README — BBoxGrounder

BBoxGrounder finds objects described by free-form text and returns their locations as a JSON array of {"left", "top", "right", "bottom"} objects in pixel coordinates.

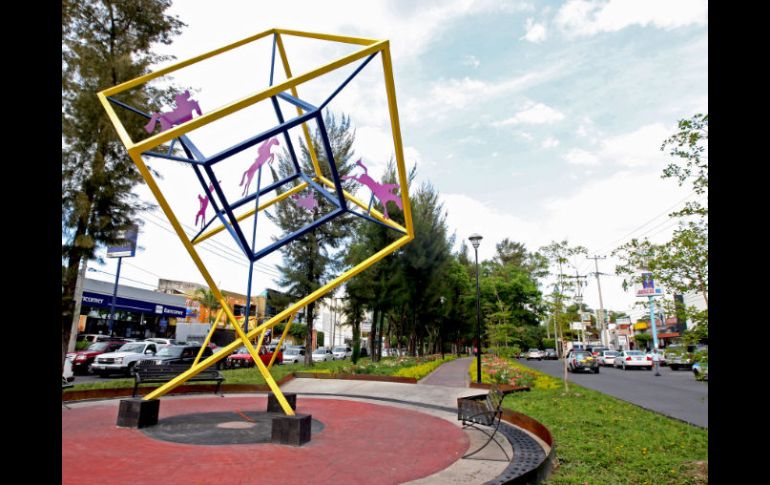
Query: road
[{"left": 518, "top": 358, "right": 708, "bottom": 428}]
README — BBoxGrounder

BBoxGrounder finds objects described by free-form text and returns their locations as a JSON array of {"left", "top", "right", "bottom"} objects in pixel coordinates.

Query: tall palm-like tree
[{"left": 192, "top": 288, "right": 221, "bottom": 324}]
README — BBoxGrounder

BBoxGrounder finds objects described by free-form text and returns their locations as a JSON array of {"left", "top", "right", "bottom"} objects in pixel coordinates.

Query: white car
[
  {"left": 332, "top": 346, "right": 352, "bottom": 360},
  {"left": 525, "top": 349, "right": 544, "bottom": 360},
  {"left": 63, "top": 356, "right": 75, "bottom": 385},
  {"left": 90, "top": 341, "right": 160, "bottom": 376},
  {"left": 613, "top": 350, "right": 652, "bottom": 370},
  {"left": 145, "top": 337, "right": 185, "bottom": 346},
  {"left": 281, "top": 347, "right": 306, "bottom": 364},
  {"left": 599, "top": 350, "right": 619, "bottom": 367},
  {"left": 311, "top": 348, "right": 335, "bottom": 362}
]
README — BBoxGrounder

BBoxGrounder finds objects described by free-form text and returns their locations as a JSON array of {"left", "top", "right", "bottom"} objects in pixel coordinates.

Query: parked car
[
  {"left": 63, "top": 356, "right": 75, "bottom": 383},
  {"left": 332, "top": 346, "right": 353, "bottom": 360},
  {"left": 543, "top": 348, "right": 558, "bottom": 360},
  {"left": 525, "top": 349, "right": 544, "bottom": 360},
  {"left": 145, "top": 337, "right": 186, "bottom": 346},
  {"left": 599, "top": 350, "right": 619, "bottom": 367},
  {"left": 311, "top": 347, "right": 335, "bottom": 362},
  {"left": 90, "top": 341, "right": 160, "bottom": 377},
  {"left": 588, "top": 346, "right": 609, "bottom": 358},
  {"left": 224, "top": 346, "right": 282, "bottom": 368},
  {"left": 692, "top": 361, "right": 708, "bottom": 381},
  {"left": 67, "top": 341, "right": 127, "bottom": 374},
  {"left": 135, "top": 344, "right": 219, "bottom": 369},
  {"left": 281, "top": 347, "right": 306, "bottom": 364},
  {"left": 667, "top": 344, "right": 707, "bottom": 371},
  {"left": 613, "top": 350, "right": 652, "bottom": 370},
  {"left": 567, "top": 350, "right": 600, "bottom": 373}
]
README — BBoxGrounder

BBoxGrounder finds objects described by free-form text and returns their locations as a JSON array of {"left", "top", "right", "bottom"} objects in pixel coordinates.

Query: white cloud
[
  {"left": 463, "top": 54, "right": 481, "bottom": 68},
  {"left": 555, "top": 0, "right": 708, "bottom": 37},
  {"left": 564, "top": 148, "right": 600, "bottom": 166},
  {"left": 494, "top": 101, "right": 565, "bottom": 126},
  {"left": 521, "top": 18, "right": 548, "bottom": 43},
  {"left": 541, "top": 136, "right": 560, "bottom": 148}
]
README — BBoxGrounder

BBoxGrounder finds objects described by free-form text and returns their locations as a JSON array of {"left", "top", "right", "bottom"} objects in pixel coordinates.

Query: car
[
  {"left": 567, "top": 350, "right": 600, "bottom": 373},
  {"left": 311, "top": 347, "right": 335, "bottom": 362},
  {"left": 281, "top": 347, "right": 306, "bottom": 364},
  {"left": 66, "top": 340, "right": 127, "bottom": 374},
  {"left": 589, "top": 346, "right": 610, "bottom": 358},
  {"left": 543, "top": 348, "right": 558, "bottom": 360},
  {"left": 667, "top": 344, "right": 707, "bottom": 371},
  {"left": 613, "top": 350, "right": 652, "bottom": 370},
  {"left": 224, "top": 346, "right": 282, "bottom": 368},
  {"left": 90, "top": 341, "right": 160, "bottom": 376},
  {"left": 145, "top": 337, "right": 186, "bottom": 346},
  {"left": 135, "top": 344, "right": 219, "bottom": 369},
  {"left": 63, "top": 356, "right": 75, "bottom": 383},
  {"left": 599, "top": 350, "right": 619, "bottom": 367},
  {"left": 332, "top": 346, "right": 353, "bottom": 360},
  {"left": 692, "top": 361, "right": 708, "bottom": 381},
  {"left": 525, "top": 349, "right": 544, "bottom": 360}
]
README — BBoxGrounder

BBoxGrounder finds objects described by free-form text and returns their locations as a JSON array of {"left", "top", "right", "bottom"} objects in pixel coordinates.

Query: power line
[{"left": 87, "top": 268, "right": 158, "bottom": 289}]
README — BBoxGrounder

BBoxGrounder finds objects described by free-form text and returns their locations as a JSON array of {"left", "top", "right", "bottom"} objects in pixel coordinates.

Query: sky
[{"left": 85, "top": 0, "right": 708, "bottom": 322}]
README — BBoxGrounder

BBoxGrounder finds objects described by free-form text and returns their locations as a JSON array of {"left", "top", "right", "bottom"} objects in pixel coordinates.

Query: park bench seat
[
  {"left": 457, "top": 384, "right": 510, "bottom": 461},
  {"left": 133, "top": 362, "right": 224, "bottom": 397}
]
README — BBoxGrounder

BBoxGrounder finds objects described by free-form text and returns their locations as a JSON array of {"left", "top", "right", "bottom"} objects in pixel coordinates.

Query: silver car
[
  {"left": 525, "top": 349, "right": 544, "bottom": 360},
  {"left": 599, "top": 350, "right": 619, "bottom": 367},
  {"left": 332, "top": 346, "right": 352, "bottom": 360},
  {"left": 613, "top": 350, "right": 652, "bottom": 370},
  {"left": 311, "top": 348, "right": 335, "bottom": 362}
]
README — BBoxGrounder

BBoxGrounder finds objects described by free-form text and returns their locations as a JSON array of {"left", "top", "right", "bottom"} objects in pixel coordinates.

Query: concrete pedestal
[
  {"left": 116, "top": 398, "right": 160, "bottom": 428},
  {"left": 271, "top": 414, "right": 312, "bottom": 446},
  {"left": 267, "top": 392, "right": 297, "bottom": 412}
]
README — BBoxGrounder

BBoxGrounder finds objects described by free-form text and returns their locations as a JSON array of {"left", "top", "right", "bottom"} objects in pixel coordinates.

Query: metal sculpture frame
[{"left": 98, "top": 29, "right": 414, "bottom": 415}]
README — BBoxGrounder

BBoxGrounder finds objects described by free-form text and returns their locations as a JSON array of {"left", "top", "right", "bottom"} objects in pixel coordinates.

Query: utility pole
[
  {"left": 567, "top": 273, "right": 589, "bottom": 345},
  {"left": 587, "top": 255, "right": 608, "bottom": 347}
]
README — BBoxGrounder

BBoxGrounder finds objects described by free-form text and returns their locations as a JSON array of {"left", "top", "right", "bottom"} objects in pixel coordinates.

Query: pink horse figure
[
  {"left": 195, "top": 182, "right": 219, "bottom": 227},
  {"left": 342, "top": 159, "right": 403, "bottom": 219},
  {"left": 145, "top": 90, "right": 202, "bottom": 134},
  {"left": 292, "top": 192, "right": 318, "bottom": 211},
  {"left": 239, "top": 137, "right": 280, "bottom": 196}
]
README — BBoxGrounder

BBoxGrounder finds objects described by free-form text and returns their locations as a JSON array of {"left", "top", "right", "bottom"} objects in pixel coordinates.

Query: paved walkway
[{"left": 418, "top": 356, "right": 473, "bottom": 387}]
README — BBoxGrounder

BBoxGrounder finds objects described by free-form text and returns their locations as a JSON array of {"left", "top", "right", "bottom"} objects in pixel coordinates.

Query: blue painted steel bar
[
  {"left": 276, "top": 92, "right": 318, "bottom": 112},
  {"left": 346, "top": 207, "right": 407, "bottom": 234},
  {"left": 107, "top": 96, "right": 148, "bottom": 119},
  {"left": 229, "top": 172, "right": 301, "bottom": 212},
  {"left": 251, "top": 207, "right": 345, "bottom": 262},
  {"left": 167, "top": 138, "right": 177, "bottom": 156},
  {"left": 270, "top": 96, "right": 303, "bottom": 173},
  {"left": 205, "top": 110, "right": 318, "bottom": 167},
  {"left": 297, "top": 173, "right": 342, "bottom": 208},
  {"left": 367, "top": 193, "right": 375, "bottom": 213},
  {"left": 243, "top": 167, "right": 264, "bottom": 333},
  {"left": 203, "top": 164, "right": 255, "bottom": 258},
  {"left": 143, "top": 150, "right": 202, "bottom": 164},
  {"left": 269, "top": 34, "right": 277, "bottom": 86},
  {"left": 107, "top": 257, "right": 123, "bottom": 336},
  {"left": 320, "top": 53, "right": 378, "bottom": 110},
  {"left": 315, "top": 114, "right": 348, "bottom": 210}
]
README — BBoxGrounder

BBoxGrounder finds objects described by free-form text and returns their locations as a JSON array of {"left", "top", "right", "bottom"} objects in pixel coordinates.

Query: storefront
[{"left": 78, "top": 278, "right": 187, "bottom": 339}]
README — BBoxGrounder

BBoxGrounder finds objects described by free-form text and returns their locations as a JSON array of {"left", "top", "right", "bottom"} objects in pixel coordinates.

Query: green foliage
[
  {"left": 75, "top": 341, "right": 89, "bottom": 351},
  {"left": 316, "top": 331, "right": 324, "bottom": 347},
  {"left": 542, "top": 338, "right": 555, "bottom": 350},
  {"left": 661, "top": 113, "right": 708, "bottom": 217},
  {"left": 634, "top": 332, "right": 652, "bottom": 349},
  {"left": 191, "top": 288, "right": 221, "bottom": 324},
  {"left": 393, "top": 355, "right": 457, "bottom": 379}
]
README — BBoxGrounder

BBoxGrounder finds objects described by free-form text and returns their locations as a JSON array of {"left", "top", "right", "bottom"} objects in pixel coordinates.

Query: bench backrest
[
  {"left": 135, "top": 363, "right": 221, "bottom": 380},
  {"left": 486, "top": 385, "right": 504, "bottom": 412}
]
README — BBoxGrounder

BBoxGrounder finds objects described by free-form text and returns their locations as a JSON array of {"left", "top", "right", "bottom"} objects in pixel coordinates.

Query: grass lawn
[{"left": 494, "top": 359, "right": 708, "bottom": 485}]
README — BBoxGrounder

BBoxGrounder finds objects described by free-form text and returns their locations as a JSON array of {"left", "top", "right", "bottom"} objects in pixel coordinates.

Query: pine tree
[{"left": 61, "top": 0, "right": 184, "bottom": 371}]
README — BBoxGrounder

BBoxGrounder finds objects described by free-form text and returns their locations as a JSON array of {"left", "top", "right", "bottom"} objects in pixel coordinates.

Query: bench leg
[
  {"left": 462, "top": 416, "right": 511, "bottom": 461},
  {"left": 215, "top": 380, "right": 223, "bottom": 397}
]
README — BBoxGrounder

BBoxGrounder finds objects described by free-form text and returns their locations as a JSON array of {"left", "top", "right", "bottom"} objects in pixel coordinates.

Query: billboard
[
  {"left": 107, "top": 225, "right": 138, "bottom": 258},
  {"left": 636, "top": 271, "right": 663, "bottom": 297}
]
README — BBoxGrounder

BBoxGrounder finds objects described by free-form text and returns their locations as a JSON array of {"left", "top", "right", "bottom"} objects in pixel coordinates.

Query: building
[
  {"left": 314, "top": 297, "right": 352, "bottom": 348},
  {"left": 157, "top": 278, "right": 262, "bottom": 325},
  {"left": 79, "top": 278, "right": 187, "bottom": 339}
]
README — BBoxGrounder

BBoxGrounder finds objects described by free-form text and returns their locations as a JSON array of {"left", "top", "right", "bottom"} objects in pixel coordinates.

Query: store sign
[
  {"left": 608, "top": 323, "right": 617, "bottom": 330},
  {"left": 636, "top": 271, "right": 664, "bottom": 297},
  {"left": 107, "top": 225, "right": 139, "bottom": 258},
  {"left": 81, "top": 291, "right": 186, "bottom": 317},
  {"left": 633, "top": 322, "right": 649, "bottom": 330}
]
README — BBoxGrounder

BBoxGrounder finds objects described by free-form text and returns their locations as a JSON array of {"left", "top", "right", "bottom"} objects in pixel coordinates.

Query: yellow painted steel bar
[
  {"left": 101, "top": 29, "right": 276, "bottom": 97},
  {"left": 118, "top": 150, "right": 293, "bottom": 413},
  {"left": 192, "top": 308, "right": 225, "bottom": 367},
  {"left": 316, "top": 175, "right": 407, "bottom": 233},
  {"left": 130, "top": 40, "right": 387, "bottom": 155},
  {"left": 193, "top": 181, "right": 309, "bottom": 245},
  {"left": 276, "top": 29, "right": 380, "bottom": 46},
  {"left": 380, "top": 44, "right": 414, "bottom": 236},
  {"left": 267, "top": 313, "right": 295, "bottom": 370},
  {"left": 275, "top": 33, "right": 323, "bottom": 178}
]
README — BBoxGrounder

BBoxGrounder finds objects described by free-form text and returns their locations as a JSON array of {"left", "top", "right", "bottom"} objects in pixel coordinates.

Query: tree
[
  {"left": 191, "top": 288, "right": 221, "bottom": 325},
  {"left": 62, "top": 0, "right": 184, "bottom": 372},
  {"left": 267, "top": 112, "right": 357, "bottom": 365},
  {"left": 661, "top": 113, "right": 708, "bottom": 218}
]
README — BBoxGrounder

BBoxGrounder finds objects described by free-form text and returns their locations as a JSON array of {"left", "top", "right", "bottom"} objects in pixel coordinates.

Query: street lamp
[{"left": 468, "top": 233, "right": 483, "bottom": 384}]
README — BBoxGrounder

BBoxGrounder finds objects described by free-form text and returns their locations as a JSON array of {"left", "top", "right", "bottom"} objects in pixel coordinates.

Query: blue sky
[{"left": 86, "top": 0, "right": 708, "bottom": 320}]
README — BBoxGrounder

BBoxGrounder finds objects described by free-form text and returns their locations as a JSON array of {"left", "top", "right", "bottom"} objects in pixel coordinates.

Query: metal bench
[
  {"left": 457, "top": 384, "right": 510, "bottom": 461},
  {"left": 133, "top": 362, "right": 225, "bottom": 397}
]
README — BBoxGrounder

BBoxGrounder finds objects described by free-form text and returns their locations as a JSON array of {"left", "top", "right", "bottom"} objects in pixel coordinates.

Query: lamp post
[{"left": 468, "top": 233, "right": 483, "bottom": 384}]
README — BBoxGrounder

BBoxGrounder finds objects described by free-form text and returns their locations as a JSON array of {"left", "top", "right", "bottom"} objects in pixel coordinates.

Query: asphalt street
[{"left": 519, "top": 358, "right": 708, "bottom": 428}]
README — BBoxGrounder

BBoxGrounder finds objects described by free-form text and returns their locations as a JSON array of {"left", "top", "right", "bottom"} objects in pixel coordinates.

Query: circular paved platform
[{"left": 62, "top": 396, "right": 470, "bottom": 485}]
